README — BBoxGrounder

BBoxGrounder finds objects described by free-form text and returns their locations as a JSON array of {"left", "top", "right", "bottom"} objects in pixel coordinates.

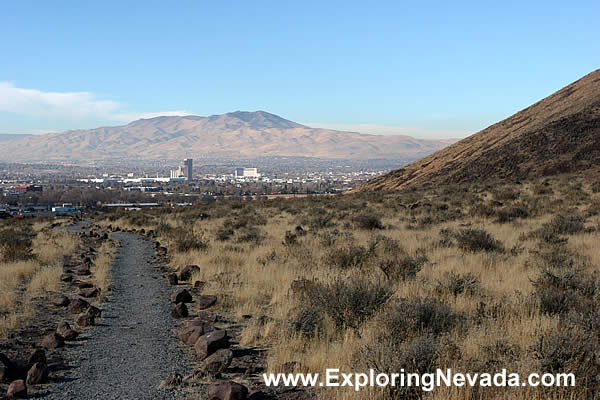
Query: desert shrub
[
  {"left": 236, "top": 227, "right": 264, "bottom": 244},
  {"left": 536, "top": 214, "right": 586, "bottom": 240},
  {"left": 565, "top": 309, "right": 600, "bottom": 334},
  {"left": 291, "top": 306, "right": 324, "bottom": 338},
  {"left": 496, "top": 207, "right": 529, "bottom": 223},
  {"left": 318, "top": 230, "right": 342, "bottom": 247},
  {"left": 455, "top": 229, "right": 504, "bottom": 253},
  {"left": 322, "top": 244, "right": 368, "bottom": 270},
  {"left": 307, "top": 279, "right": 392, "bottom": 330},
  {"left": 437, "top": 228, "right": 455, "bottom": 248},
  {"left": 378, "top": 297, "right": 460, "bottom": 342},
  {"left": 535, "top": 286, "right": 580, "bottom": 315},
  {"left": 532, "top": 330, "right": 600, "bottom": 395},
  {"left": 533, "top": 244, "right": 578, "bottom": 270},
  {"left": 532, "top": 269, "right": 596, "bottom": 315},
  {"left": 0, "top": 227, "right": 34, "bottom": 262},
  {"left": 352, "top": 213, "right": 384, "bottom": 230},
  {"left": 378, "top": 254, "right": 428, "bottom": 281},
  {"left": 216, "top": 228, "right": 234, "bottom": 241},
  {"left": 362, "top": 336, "right": 439, "bottom": 400},
  {"left": 302, "top": 208, "right": 336, "bottom": 230},
  {"left": 169, "top": 227, "right": 208, "bottom": 252},
  {"left": 367, "top": 236, "right": 427, "bottom": 280},
  {"left": 436, "top": 272, "right": 480, "bottom": 296}
]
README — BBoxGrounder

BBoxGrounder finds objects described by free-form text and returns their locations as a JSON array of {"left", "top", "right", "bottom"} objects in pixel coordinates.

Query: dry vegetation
[
  {"left": 99, "top": 174, "right": 600, "bottom": 399},
  {"left": 0, "top": 219, "right": 82, "bottom": 337},
  {"left": 90, "top": 239, "right": 117, "bottom": 301}
]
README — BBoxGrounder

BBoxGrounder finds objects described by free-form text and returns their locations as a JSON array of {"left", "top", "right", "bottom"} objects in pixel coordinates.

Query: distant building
[
  {"left": 170, "top": 158, "right": 193, "bottom": 181},
  {"left": 14, "top": 184, "right": 43, "bottom": 194},
  {"left": 184, "top": 158, "right": 193, "bottom": 181},
  {"left": 234, "top": 168, "right": 259, "bottom": 178}
]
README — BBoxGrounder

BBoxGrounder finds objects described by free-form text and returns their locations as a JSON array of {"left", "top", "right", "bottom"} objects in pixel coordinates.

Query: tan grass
[
  {"left": 91, "top": 239, "right": 117, "bottom": 301},
  {"left": 97, "top": 176, "right": 600, "bottom": 399}
]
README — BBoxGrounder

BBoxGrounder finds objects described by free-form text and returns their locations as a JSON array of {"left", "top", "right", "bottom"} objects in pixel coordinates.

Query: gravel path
[{"left": 49, "top": 231, "right": 188, "bottom": 400}]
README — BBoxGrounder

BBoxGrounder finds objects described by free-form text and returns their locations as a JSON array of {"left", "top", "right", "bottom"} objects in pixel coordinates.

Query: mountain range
[
  {"left": 356, "top": 69, "right": 600, "bottom": 191},
  {"left": 0, "top": 111, "right": 455, "bottom": 163}
]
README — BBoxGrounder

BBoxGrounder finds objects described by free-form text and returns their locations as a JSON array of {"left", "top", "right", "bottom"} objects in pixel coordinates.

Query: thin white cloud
[
  {"left": 304, "top": 122, "right": 471, "bottom": 139},
  {"left": 0, "top": 82, "right": 190, "bottom": 123}
]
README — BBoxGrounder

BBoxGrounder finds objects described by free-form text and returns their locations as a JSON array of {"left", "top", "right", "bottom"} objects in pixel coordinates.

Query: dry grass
[
  {"left": 99, "top": 174, "right": 600, "bottom": 399},
  {"left": 0, "top": 223, "right": 81, "bottom": 337},
  {"left": 91, "top": 239, "right": 118, "bottom": 301},
  {"left": 32, "top": 229, "right": 80, "bottom": 266}
]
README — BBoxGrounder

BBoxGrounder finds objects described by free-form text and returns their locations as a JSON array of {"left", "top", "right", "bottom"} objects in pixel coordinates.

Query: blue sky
[{"left": 1, "top": 1, "right": 598, "bottom": 138}]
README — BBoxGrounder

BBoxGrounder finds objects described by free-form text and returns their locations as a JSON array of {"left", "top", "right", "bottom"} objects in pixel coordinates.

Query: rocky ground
[{"left": 158, "top": 256, "right": 313, "bottom": 399}]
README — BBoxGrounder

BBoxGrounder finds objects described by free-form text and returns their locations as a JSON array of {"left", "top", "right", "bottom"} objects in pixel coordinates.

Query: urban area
[{"left": 0, "top": 158, "right": 390, "bottom": 218}]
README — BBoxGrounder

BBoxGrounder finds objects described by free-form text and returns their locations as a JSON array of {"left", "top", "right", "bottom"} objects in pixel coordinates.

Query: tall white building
[{"left": 234, "top": 168, "right": 259, "bottom": 178}]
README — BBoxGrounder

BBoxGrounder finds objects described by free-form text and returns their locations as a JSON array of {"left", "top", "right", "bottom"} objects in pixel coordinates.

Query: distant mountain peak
[{"left": 0, "top": 110, "right": 452, "bottom": 162}]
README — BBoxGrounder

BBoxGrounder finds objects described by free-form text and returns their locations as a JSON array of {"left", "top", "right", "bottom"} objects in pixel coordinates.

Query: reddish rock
[
  {"left": 57, "top": 322, "right": 79, "bottom": 341},
  {"left": 167, "top": 273, "right": 178, "bottom": 286},
  {"left": 68, "top": 298, "right": 90, "bottom": 314},
  {"left": 177, "top": 324, "right": 214, "bottom": 346},
  {"left": 171, "top": 303, "right": 188, "bottom": 318},
  {"left": 60, "top": 274, "right": 73, "bottom": 282},
  {"left": 49, "top": 294, "right": 70, "bottom": 307},
  {"left": 80, "top": 287, "right": 100, "bottom": 298},
  {"left": 7, "top": 379, "right": 27, "bottom": 398},
  {"left": 178, "top": 265, "right": 200, "bottom": 281},
  {"left": 189, "top": 319, "right": 217, "bottom": 330},
  {"left": 40, "top": 332, "right": 64, "bottom": 349},
  {"left": 171, "top": 289, "right": 193, "bottom": 304},
  {"left": 197, "top": 349, "right": 233, "bottom": 376},
  {"left": 76, "top": 314, "right": 95, "bottom": 328},
  {"left": 194, "top": 329, "right": 229, "bottom": 360},
  {"left": 26, "top": 362, "right": 48, "bottom": 385},
  {"left": 197, "top": 295, "right": 217, "bottom": 310},
  {"left": 196, "top": 311, "right": 218, "bottom": 323},
  {"left": 206, "top": 380, "right": 248, "bottom": 400}
]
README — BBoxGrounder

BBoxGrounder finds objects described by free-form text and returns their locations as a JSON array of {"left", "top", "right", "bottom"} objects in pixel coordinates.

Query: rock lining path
[{"left": 49, "top": 231, "right": 188, "bottom": 400}]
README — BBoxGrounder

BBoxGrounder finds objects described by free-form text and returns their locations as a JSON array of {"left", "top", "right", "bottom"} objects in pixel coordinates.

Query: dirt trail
[{"left": 49, "top": 231, "right": 188, "bottom": 400}]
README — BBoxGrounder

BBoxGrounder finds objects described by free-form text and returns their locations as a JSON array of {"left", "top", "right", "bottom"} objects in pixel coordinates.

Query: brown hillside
[{"left": 356, "top": 69, "right": 600, "bottom": 191}]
